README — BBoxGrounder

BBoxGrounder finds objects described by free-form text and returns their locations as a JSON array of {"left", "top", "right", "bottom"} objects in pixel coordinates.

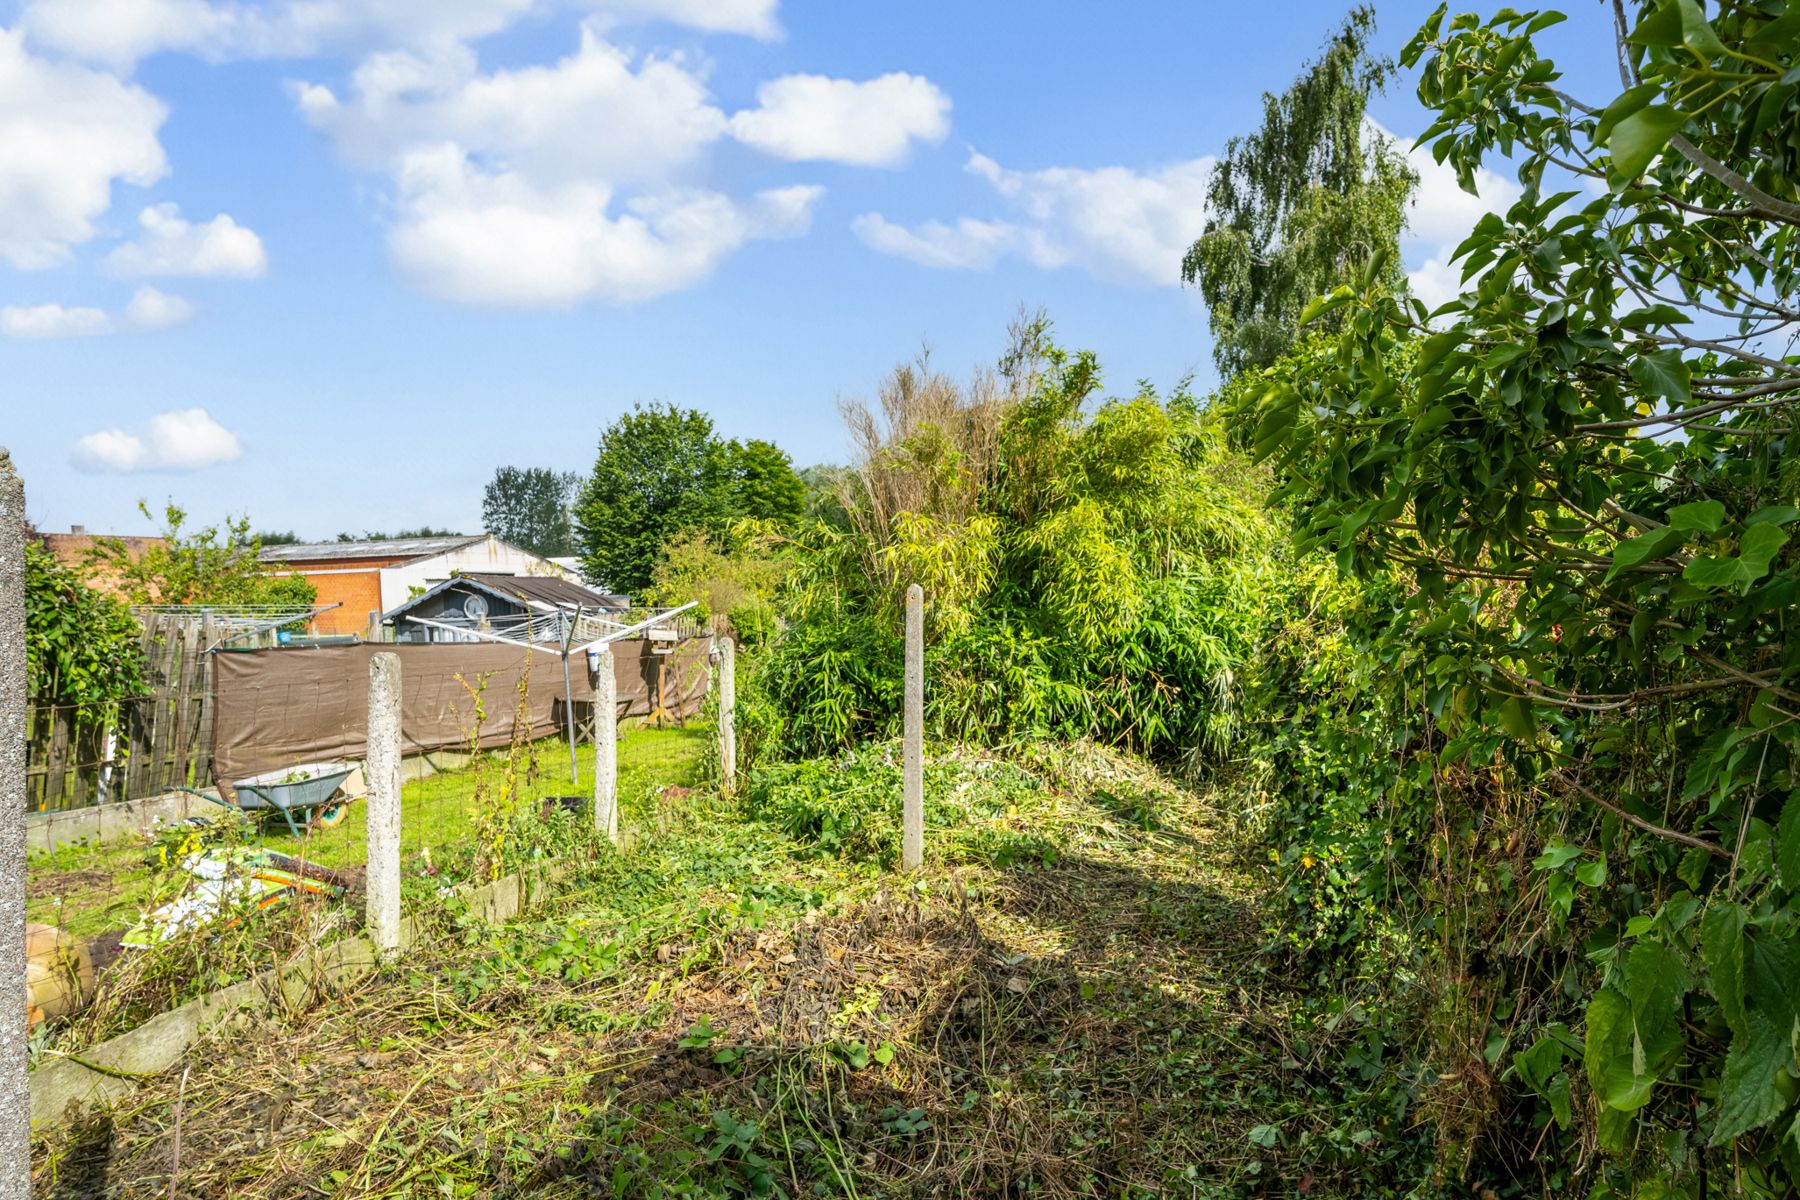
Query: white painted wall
[{"left": 376, "top": 535, "right": 574, "bottom": 613}]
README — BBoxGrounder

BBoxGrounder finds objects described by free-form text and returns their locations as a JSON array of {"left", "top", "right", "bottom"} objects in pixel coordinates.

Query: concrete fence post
[
  {"left": 366, "top": 610, "right": 381, "bottom": 643},
  {"left": 366, "top": 652, "right": 402, "bottom": 956},
  {"left": 902, "top": 584, "right": 924, "bottom": 872},
  {"left": 593, "top": 646, "right": 619, "bottom": 845},
  {"left": 0, "top": 451, "right": 28, "bottom": 1200},
  {"left": 717, "top": 636, "right": 737, "bottom": 793}
]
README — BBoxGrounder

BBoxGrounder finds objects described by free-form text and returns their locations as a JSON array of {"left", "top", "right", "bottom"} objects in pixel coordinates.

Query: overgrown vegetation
[
  {"left": 37, "top": 746, "right": 1434, "bottom": 1200},
  {"left": 1225, "top": 1, "right": 1800, "bottom": 1192},
  {"left": 758, "top": 317, "right": 1286, "bottom": 767},
  {"left": 27, "top": 5, "right": 1800, "bottom": 1196},
  {"left": 92, "top": 502, "right": 316, "bottom": 610},
  {"left": 23, "top": 542, "right": 145, "bottom": 718}
]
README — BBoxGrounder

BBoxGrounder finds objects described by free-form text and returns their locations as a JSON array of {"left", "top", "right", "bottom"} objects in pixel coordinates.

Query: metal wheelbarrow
[{"left": 180, "top": 761, "right": 359, "bottom": 837}]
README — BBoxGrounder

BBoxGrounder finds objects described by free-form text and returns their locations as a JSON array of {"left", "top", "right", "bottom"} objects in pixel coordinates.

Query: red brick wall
[{"left": 295, "top": 571, "right": 384, "bottom": 635}]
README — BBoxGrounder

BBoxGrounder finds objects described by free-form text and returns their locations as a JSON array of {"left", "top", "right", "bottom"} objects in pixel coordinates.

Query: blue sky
[{"left": 1, "top": 0, "right": 1618, "bottom": 539}]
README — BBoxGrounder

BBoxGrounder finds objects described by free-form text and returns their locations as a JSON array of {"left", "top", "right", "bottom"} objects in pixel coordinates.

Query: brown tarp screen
[{"left": 210, "top": 636, "right": 712, "bottom": 786}]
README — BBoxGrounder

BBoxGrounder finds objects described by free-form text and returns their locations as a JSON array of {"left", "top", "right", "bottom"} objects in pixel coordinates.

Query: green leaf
[
  {"left": 1629, "top": 2, "right": 1683, "bottom": 46},
  {"left": 1779, "top": 792, "right": 1800, "bottom": 889},
  {"left": 1710, "top": 1012, "right": 1794, "bottom": 1142},
  {"left": 1299, "top": 289, "right": 1352, "bottom": 326},
  {"left": 1575, "top": 856, "right": 1608, "bottom": 887},
  {"left": 1683, "top": 554, "right": 1741, "bottom": 589},
  {"left": 1534, "top": 839, "right": 1583, "bottom": 870},
  {"left": 1674, "top": 0, "right": 1728, "bottom": 56},
  {"left": 1586, "top": 944, "right": 1692, "bottom": 1111},
  {"left": 1667, "top": 500, "right": 1725, "bottom": 533},
  {"left": 1737, "top": 523, "right": 1788, "bottom": 582},
  {"left": 1628, "top": 348, "right": 1692, "bottom": 405},
  {"left": 1608, "top": 526, "right": 1686, "bottom": 579},
  {"left": 1609, "top": 106, "right": 1688, "bottom": 181},
  {"left": 1747, "top": 505, "right": 1800, "bottom": 528},
  {"left": 1585, "top": 987, "right": 1649, "bottom": 1109},
  {"left": 1514, "top": 1035, "right": 1566, "bottom": 1094},
  {"left": 1412, "top": 405, "right": 1455, "bottom": 437},
  {"left": 1701, "top": 902, "right": 1747, "bottom": 1036},
  {"left": 1595, "top": 83, "right": 1661, "bottom": 143},
  {"left": 1497, "top": 695, "right": 1537, "bottom": 739}
]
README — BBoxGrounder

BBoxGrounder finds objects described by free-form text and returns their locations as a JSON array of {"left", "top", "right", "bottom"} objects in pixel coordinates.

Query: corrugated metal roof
[
  {"left": 259, "top": 534, "right": 486, "bottom": 563},
  {"left": 457, "top": 572, "right": 627, "bottom": 610}
]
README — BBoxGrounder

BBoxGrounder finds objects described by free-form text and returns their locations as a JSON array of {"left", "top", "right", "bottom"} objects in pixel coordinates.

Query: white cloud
[
  {"left": 293, "top": 20, "right": 861, "bottom": 307},
  {"left": 1379, "top": 122, "right": 1523, "bottom": 309},
  {"left": 590, "top": 0, "right": 778, "bottom": 39},
  {"left": 106, "top": 202, "right": 268, "bottom": 277},
  {"left": 0, "top": 302, "right": 114, "bottom": 338},
  {"left": 0, "top": 27, "right": 168, "bottom": 268},
  {"left": 20, "top": 0, "right": 778, "bottom": 68},
  {"left": 856, "top": 150, "right": 1213, "bottom": 288},
  {"left": 850, "top": 213, "right": 1013, "bottom": 270},
  {"left": 296, "top": 28, "right": 727, "bottom": 185},
  {"left": 729, "top": 73, "right": 949, "bottom": 167},
  {"left": 2, "top": 285, "right": 196, "bottom": 337},
  {"left": 70, "top": 427, "right": 148, "bottom": 472},
  {"left": 388, "top": 145, "right": 818, "bottom": 306},
  {"left": 70, "top": 406, "right": 242, "bottom": 473},
  {"left": 123, "top": 284, "right": 197, "bottom": 329}
]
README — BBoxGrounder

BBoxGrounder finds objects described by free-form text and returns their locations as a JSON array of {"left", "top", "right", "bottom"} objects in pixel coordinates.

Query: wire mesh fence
[{"left": 23, "top": 645, "right": 720, "bottom": 1066}]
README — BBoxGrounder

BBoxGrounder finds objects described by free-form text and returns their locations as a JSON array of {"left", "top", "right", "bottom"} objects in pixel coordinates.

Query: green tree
[
  {"left": 25, "top": 543, "right": 145, "bottom": 717},
  {"left": 481, "top": 466, "right": 580, "bottom": 557},
  {"left": 729, "top": 440, "right": 804, "bottom": 525},
  {"left": 334, "top": 526, "right": 462, "bottom": 542},
  {"left": 575, "top": 404, "right": 736, "bottom": 593},
  {"left": 1235, "top": 1, "right": 1800, "bottom": 1186},
  {"left": 1181, "top": 5, "right": 1415, "bottom": 378},
  {"left": 94, "top": 502, "right": 317, "bottom": 609}
]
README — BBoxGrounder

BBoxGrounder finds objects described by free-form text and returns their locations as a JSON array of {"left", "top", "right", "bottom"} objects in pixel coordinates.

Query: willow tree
[{"left": 1182, "top": 5, "right": 1416, "bottom": 378}]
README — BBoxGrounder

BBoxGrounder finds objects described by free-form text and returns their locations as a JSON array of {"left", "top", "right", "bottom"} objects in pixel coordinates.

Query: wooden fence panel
[{"left": 26, "top": 612, "right": 217, "bottom": 811}]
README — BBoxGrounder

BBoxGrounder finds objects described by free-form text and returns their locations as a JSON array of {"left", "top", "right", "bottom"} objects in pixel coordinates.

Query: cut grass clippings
[{"left": 30, "top": 740, "right": 1415, "bottom": 1199}]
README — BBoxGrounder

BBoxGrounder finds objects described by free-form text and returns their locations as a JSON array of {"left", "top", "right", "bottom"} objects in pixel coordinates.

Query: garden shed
[{"left": 384, "top": 573, "right": 628, "bottom": 644}]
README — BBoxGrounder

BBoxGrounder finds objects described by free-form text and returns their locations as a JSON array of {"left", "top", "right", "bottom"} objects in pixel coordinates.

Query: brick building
[{"left": 259, "top": 534, "right": 581, "bottom": 636}]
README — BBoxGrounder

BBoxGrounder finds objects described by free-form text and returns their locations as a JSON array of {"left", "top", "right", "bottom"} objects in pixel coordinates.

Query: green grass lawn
[{"left": 27, "top": 726, "right": 712, "bottom": 940}]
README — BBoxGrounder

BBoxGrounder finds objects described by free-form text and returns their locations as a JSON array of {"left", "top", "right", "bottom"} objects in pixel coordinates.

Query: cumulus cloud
[
  {"left": 291, "top": 19, "right": 902, "bottom": 307},
  {"left": 295, "top": 29, "right": 727, "bottom": 185},
  {"left": 70, "top": 406, "right": 242, "bottom": 473},
  {"left": 105, "top": 202, "right": 268, "bottom": 278},
  {"left": 1380, "top": 122, "right": 1523, "bottom": 310},
  {"left": 0, "top": 28, "right": 168, "bottom": 269},
  {"left": 20, "top": 0, "right": 778, "bottom": 68},
  {"left": 123, "top": 284, "right": 197, "bottom": 328},
  {"left": 729, "top": 73, "right": 949, "bottom": 167},
  {"left": 850, "top": 214, "right": 1013, "bottom": 270},
  {"left": 2, "top": 285, "right": 196, "bottom": 337},
  {"left": 856, "top": 150, "right": 1213, "bottom": 288},
  {"left": 387, "top": 145, "right": 817, "bottom": 305},
  {"left": 0, "top": 302, "right": 114, "bottom": 338}
]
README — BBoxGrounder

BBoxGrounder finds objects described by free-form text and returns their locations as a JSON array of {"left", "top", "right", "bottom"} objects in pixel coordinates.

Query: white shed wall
[{"left": 376, "top": 536, "right": 575, "bottom": 614}]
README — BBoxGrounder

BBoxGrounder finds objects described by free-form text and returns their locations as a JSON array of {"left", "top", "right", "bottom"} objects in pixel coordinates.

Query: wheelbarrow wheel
[{"left": 310, "top": 803, "right": 347, "bottom": 830}]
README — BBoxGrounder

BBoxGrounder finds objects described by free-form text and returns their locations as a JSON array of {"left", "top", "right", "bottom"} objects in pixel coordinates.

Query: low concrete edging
[{"left": 29, "top": 860, "right": 563, "bottom": 1131}]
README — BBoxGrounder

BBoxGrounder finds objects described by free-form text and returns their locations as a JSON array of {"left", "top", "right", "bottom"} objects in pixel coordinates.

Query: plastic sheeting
[{"left": 210, "top": 636, "right": 711, "bottom": 788}]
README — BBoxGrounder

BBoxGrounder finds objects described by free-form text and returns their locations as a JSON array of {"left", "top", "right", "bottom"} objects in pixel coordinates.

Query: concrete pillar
[
  {"left": 365, "top": 652, "right": 402, "bottom": 955},
  {"left": 366, "top": 610, "right": 381, "bottom": 643},
  {"left": 717, "top": 637, "right": 737, "bottom": 792},
  {"left": 593, "top": 646, "right": 619, "bottom": 845},
  {"left": 902, "top": 584, "right": 924, "bottom": 871},
  {"left": 0, "top": 450, "right": 29, "bottom": 1200}
]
